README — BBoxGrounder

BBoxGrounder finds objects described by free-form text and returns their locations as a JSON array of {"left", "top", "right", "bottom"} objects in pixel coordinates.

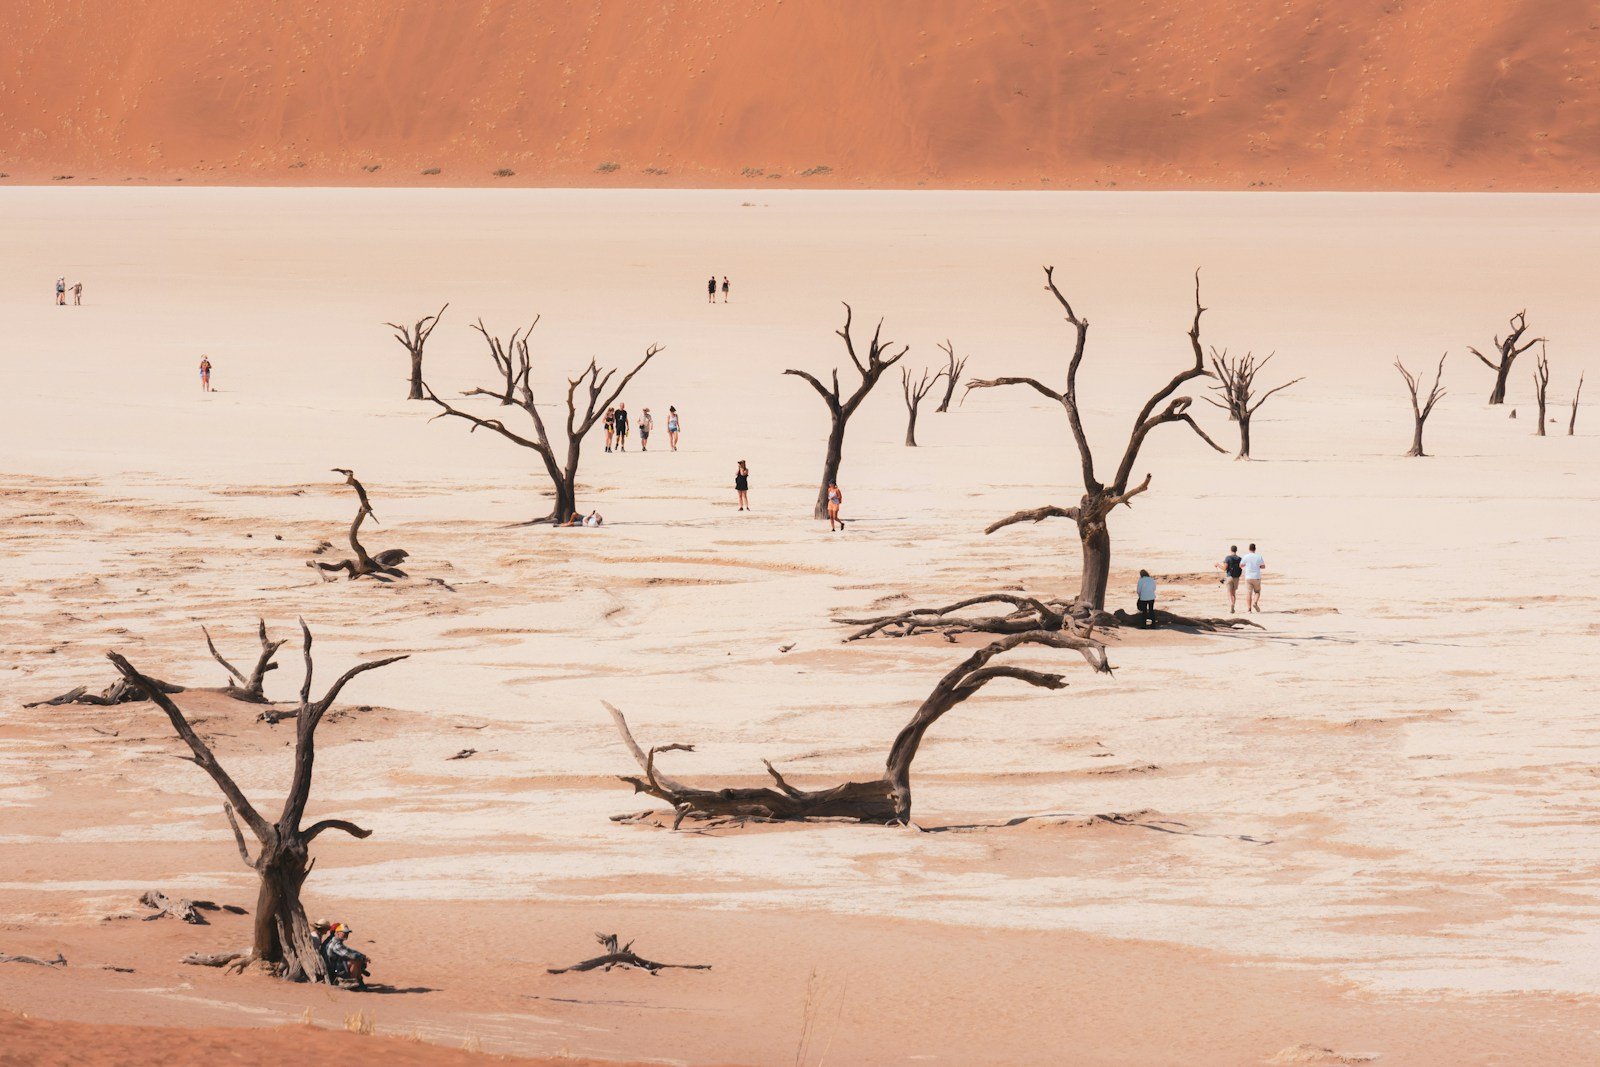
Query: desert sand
[
  {"left": 2, "top": 1, "right": 1599, "bottom": 191},
  {"left": 1, "top": 188, "right": 1598, "bottom": 1064}
]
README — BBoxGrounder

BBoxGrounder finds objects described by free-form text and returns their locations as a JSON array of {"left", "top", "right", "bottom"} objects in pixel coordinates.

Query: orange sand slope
[{"left": 1, "top": 0, "right": 1597, "bottom": 190}]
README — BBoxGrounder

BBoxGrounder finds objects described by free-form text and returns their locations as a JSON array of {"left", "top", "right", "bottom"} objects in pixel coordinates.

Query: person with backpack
[{"left": 1219, "top": 545, "right": 1244, "bottom": 613}]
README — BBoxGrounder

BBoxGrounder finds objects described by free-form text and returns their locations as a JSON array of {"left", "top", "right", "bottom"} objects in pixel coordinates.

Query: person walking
[
  {"left": 826, "top": 480, "right": 844, "bottom": 531},
  {"left": 1241, "top": 543, "right": 1266, "bottom": 612},
  {"left": 1219, "top": 544, "right": 1244, "bottom": 613},
  {"left": 603, "top": 407, "right": 616, "bottom": 452},
  {"left": 199, "top": 355, "right": 213, "bottom": 392},
  {"left": 55, "top": 277, "right": 66, "bottom": 306},
  {"left": 1135, "top": 569, "right": 1158, "bottom": 628},
  {"left": 666, "top": 406, "right": 681, "bottom": 451},
  {"left": 71, "top": 282, "right": 83, "bottom": 306},
  {"left": 640, "top": 408, "right": 654, "bottom": 451},
  {"left": 613, "top": 403, "right": 630, "bottom": 451},
  {"left": 707, "top": 275, "right": 717, "bottom": 304},
  {"left": 721, "top": 276, "right": 730, "bottom": 303},
  {"left": 735, "top": 460, "right": 750, "bottom": 510}
]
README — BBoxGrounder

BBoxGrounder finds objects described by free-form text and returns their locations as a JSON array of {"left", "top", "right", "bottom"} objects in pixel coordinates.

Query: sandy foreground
[{"left": 1, "top": 189, "right": 1598, "bottom": 1065}]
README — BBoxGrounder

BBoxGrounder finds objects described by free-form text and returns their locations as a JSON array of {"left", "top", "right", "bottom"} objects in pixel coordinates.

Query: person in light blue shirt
[{"left": 1135, "top": 569, "right": 1157, "bottom": 628}]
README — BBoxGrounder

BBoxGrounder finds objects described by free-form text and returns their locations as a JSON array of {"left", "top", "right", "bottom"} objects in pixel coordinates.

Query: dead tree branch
[
  {"left": 608, "top": 631, "right": 1111, "bottom": 827},
  {"left": 1468, "top": 310, "right": 1542, "bottom": 405},
  {"left": 1396, "top": 353, "right": 1448, "bottom": 457},
  {"left": 1532, "top": 343, "right": 1550, "bottom": 437},
  {"left": 901, "top": 365, "right": 943, "bottom": 447},
  {"left": 1204, "top": 349, "right": 1303, "bottom": 459},
  {"left": 28, "top": 623, "right": 285, "bottom": 707},
  {"left": 934, "top": 340, "right": 969, "bottom": 413},
  {"left": 307, "top": 470, "right": 409, "bottom": 580},
  {"left": 784, "top": 304, "right": 909, "bottom": 518},
  {"left": 387, "top": 304, "right": 447, "bottom": 401},
  {"left": 1570, "top": 373, "right": 1584, "bottom": 436},
  {"left": 547, "top": 933, "right": 711, "bottom": 975}
]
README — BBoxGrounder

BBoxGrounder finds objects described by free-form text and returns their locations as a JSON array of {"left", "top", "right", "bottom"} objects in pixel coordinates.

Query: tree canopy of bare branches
[
  {"left": 1396, "top": 353, "right": 1448, "bottom": 457},
  {"left": 1204, "top": 349, "right": 1303, "bottom": 459},
  {"left": 1469, "top": 311, "right": 1542, "bottom": 406},
  {"left": 387, "top": 304, "right": 447, "bottom": 401},
  {"left": 966, "top": 268, "right": 1224, "bottom": 613},
  {"left": 471, "top": 316, "right": 539, "bottom": 406},
  {"left": 422, "top": 322, "right": 662, "bottom": 524},
  {"left": 107, "top": 622, "right": 406, "bottom": 981},
  {"left": 900, "top": 365, "right": 943, "bottom": 447},
  {"left": 934, "top": 340, "right": 969, "bottom": 413},
  {"left": 308, "top": 469, "right": 409, "bottom": 580},
  {"left": 608, "top": 631, "right": 1111, "bottom": 827},
  {"left": 784, "top": 304, "right": 908, "bottom": 518}
]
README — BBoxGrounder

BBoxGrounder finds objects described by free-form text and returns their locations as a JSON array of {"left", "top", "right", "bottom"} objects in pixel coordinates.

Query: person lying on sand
[{"left": 561, "top": 510, "right": 604, "bottom": 528}]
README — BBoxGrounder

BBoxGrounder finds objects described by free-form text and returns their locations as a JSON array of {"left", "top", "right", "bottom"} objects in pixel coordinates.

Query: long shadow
[
  {"left": 922, "top": 811, "right": 1274, "bottom": 845},
  {"left": 359, "top": 983, "right": 439, "bottom": 995}
]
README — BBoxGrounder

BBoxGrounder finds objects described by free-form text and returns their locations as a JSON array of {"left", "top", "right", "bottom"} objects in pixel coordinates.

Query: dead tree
[
  {"left": 27, "top": 622, "right": 284, "bottom": 707},
  {"left": 1531, "top": 344, "right": 1550, "bottom": 436},
  {"left": 107, "top": 622, "right": 406, "bottom": 982},
  {"left": 1204, "top": 349, "right": 1303, "bottom": 460},
  {"left": 470, "top": 316, "right": 539, "bottom": 406},
  {"left": 901, "top": 365, "right": 942, "bottom": 447},
  {"left": 1571, "top": 373, "right": 1584, "bottom": 435},
  {"left": 966, "top": 268, "right": 1225, "bottom": 614},
  {"left": 784, "top": 304, "right": 908, "bottom": 518},
  {"left": 308, "top": 470, "right": 408, "bottom": 580},
  {"left": 422, "top": 329, "right": 662, "bottom": 524},
  {"left": 608, "top": 630, "right": 1111, "bottom": 827},
  {"left": 386, "top": 304, "right": 447, "bottom": 402},
  {"left": 548, "top": 934, "right": 711, "bottom": 975},
  {"left": 1469, "top": 311, "right": 1542, "bottom": 405},
  {"left": 837, "top": 592, "right": 1257, "bottom": 642},
  {"left": 934, "top": 340, "right": 969, "bottom": 413},
  {"left": 1396, "top": 353, "right": 1448, "bottom": 457}
]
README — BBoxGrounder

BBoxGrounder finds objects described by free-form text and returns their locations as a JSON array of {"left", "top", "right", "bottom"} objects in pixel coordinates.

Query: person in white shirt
[
  {"left": 1135, "top": 569, "right": 1157, "bottom": 628},
  {"left": 1240, "top": 543, "right": 1266, "bottom": 612}
]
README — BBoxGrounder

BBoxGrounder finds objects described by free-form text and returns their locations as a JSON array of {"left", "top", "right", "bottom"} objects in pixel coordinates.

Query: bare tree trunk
[
  {"left": 1532, "top": 343, "right": 1550, "bottom": 437},
  {"left": 1205, "top": 349, "right": 1301, "bottom": 460},
  {"left": 1076, "top": 516, "right": 1111, "bottom": 611},
  {"left": 901, "top": 365, "right": 940, "bottom": 447},
  {"left": 1571, "top": 373, "right": 1585, "bottom": 435},
  {"left": 814, "top": 421, "right": 846, "bottom": 520},
  {"left": 1397, "top": 354, "right": 1448, "bottom": 458},
  {"left": 386, "top": 305, "right": 447, "bottom": 402},
  {"left": 1470, "top": 311, "right": 1541, "bottom": 406},
  {"left": 933, "top": 340, "right": 968, "bottom": 414},
  {"left": 905, "top": 406, "right": 920, "bottom": 447},
  {"left": 1237, "top": 414, "right": 1253, "bottom": 459}
]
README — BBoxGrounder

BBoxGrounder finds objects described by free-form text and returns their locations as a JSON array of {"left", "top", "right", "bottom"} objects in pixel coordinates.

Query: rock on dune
[{"left": 0, "top": 0, "right": 1596, "bottom": 189}]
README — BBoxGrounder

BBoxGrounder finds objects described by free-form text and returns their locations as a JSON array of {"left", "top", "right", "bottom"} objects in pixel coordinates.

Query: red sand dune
[{"left": 1, "top": 0, "right": 1596, "bottom": 189}]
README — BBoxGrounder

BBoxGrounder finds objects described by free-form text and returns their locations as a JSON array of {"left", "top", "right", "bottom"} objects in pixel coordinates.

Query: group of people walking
[
  {"left": 707, "top": 275, "right": 730, "bottom": 303},
  {"left": 604, "top": 404, "right": 679, "bottom": 452},
  {"left": 1134, "top": 543, "right": 1267, "bottom": 627},
  {"left": 54, "top": 277, "right": 83, "bottom": 305}
]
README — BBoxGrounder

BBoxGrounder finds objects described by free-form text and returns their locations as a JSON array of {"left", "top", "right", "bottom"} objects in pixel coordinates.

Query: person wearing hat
[
  {"left": 640, "top": 407, "right": 654, "bottom": 451},
  {"left": 321, "top": 921, "right": 370, "bottom": 989}
]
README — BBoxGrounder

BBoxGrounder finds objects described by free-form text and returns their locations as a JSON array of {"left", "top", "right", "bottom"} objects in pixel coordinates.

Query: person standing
[
  {"left": 666, "top": 406, "right": 681, "bottom": 451},
  {"left": 1135, "top": 569, "right": 1157, "bottom": 628},
  {"left": 707, "top": 275, "right": 717, "bottom": 304},
  {"left": 1241, "top": 543, "right": 1266, "bottom": 612},
  {"left": 72, "top": 281, "right": 83, "bottom": 306},
  {"left": 735, "top": 460, "right": 750, "bottom": 510},
  {"left": 721, "top": 276, "right": 730, "bottom": 303},
  {"left": 1219, "top": 544, "right": 1244, "bottom": 613},
  {"left": 640, "top": 408, "right": 654, "bottom": 451},
  {"left": 613, "top": 403, "right": 630, "bottom": 451},
  {"left": 603, "top": 407, "right": 616, "bottom": 452},
  {"left": 826, "top": 480, "right": 844, "bottom": 531},
  {"left": 55, "top": 277, "right": 66, "bottom": 306},
  {"left": 199, "top": 355, "right": 212, "bottom": 392}
]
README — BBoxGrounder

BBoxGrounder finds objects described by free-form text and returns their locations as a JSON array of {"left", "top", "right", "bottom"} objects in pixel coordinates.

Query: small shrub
[
  {"left": 462, "top": 1034, "right": 483, "bottom": 1053},
  {"left": 595, "top": 161, "right": 621, "bottom": 173},
  {"left": 493, "top": 168, "right": 515, "bottom": 178},
  {"left": 52, "top": 175, "right": 74, "bottom": 181},
  {"left": 800, "top": 165, "right": 832, "bottom": 177},
  {"left": 343, "top": 1010, "right": 374, "bottom": 1035},
  {"left": 643, "top": 166, "right": 668, "bottom": 175},
  {"left": 741, "top": 167, "right": 764, "bottom": 177},
  {"left": 362, "top": 164, "right": 381, "bottom": 173},
  {"left": 288, "top": 161, "right": 307, "bottom": 169},
  {"left": 421, "top": 167, "right": 441, "bottom": 175}
]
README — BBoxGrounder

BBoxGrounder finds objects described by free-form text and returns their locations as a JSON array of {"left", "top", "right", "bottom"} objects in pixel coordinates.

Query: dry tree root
[
  {"left": 25, "top": 622, "right": 285, "bottom": 707},
  {"left": 0, "top": 951, "right": 67, "bottom": 967},
  {"left": 838, "top": 593, "right": 1258, "bottom": 642},
  {"left": 307, "top": 470, "right": 409, "bottom": 580},
  {"left": 139, "top": 890, "right": 246, "bottom": 925},
  {"left": 607, "top": 630, "right": 1111, "bottom": 828},
  {"left": 182, "top": 951, "right": 252, "bottom": 972},
  {"left": 547, "top": 934, "right": 711, "bottom": 976}
]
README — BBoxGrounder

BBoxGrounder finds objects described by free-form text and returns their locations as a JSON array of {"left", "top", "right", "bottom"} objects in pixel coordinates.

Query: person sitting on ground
[
  {"left": 320, "top": 922, "right": 369, "bottom": 989},
  {"left": 1136, "top": 569, "right": 1157, "bottom": 628}
]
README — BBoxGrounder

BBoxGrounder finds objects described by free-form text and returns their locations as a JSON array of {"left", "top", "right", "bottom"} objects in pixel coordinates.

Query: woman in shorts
[
  {"left": 666, "top": 406, "right": 681, "bottom": 451},
  {"left": 734, "top": 460, "right": 750, "bottom": 510}
]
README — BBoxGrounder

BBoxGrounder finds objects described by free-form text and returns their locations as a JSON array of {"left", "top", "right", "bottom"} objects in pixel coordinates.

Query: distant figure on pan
[
  {"left": 55, "top": 277, "right": 66, "bottom": 306},
  {"left": 603, "top": 407, "right": 616, "bottom": 453},
  {"left": 640, "top": 408, "right": 654, "bottom": 451},
  {"left": 721, "top": 276, "right": 730, "bottom": 303},
  {"left": 708, "top": 275, "right": 717, "bottom": 303},
  {"left": 1218, "top": 544, "right": 1244, "bottom": 613},
  {"left": 199, "top": 355, "right": 213, "bottom": 392},
  {"left": 1135, "top": 569, "right": 1157, "bottom": 629},
  {"left": 734, "top": 460, "right": 750, "bottom": 510},
  {"left": 1241, "top": 543, "right": 1266, "bottom": 613},
  {"left": 666, "top": 406, "right": 681, "bottom": 451},
  {"left": 72, "top": 281, "right": 83, "bottom": 306},
  {"left": 613, "top": 403, "right": 630, "bottom": 451},
  {"left": 826, "top": 480, "right": 844, "bottom": 532}
]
